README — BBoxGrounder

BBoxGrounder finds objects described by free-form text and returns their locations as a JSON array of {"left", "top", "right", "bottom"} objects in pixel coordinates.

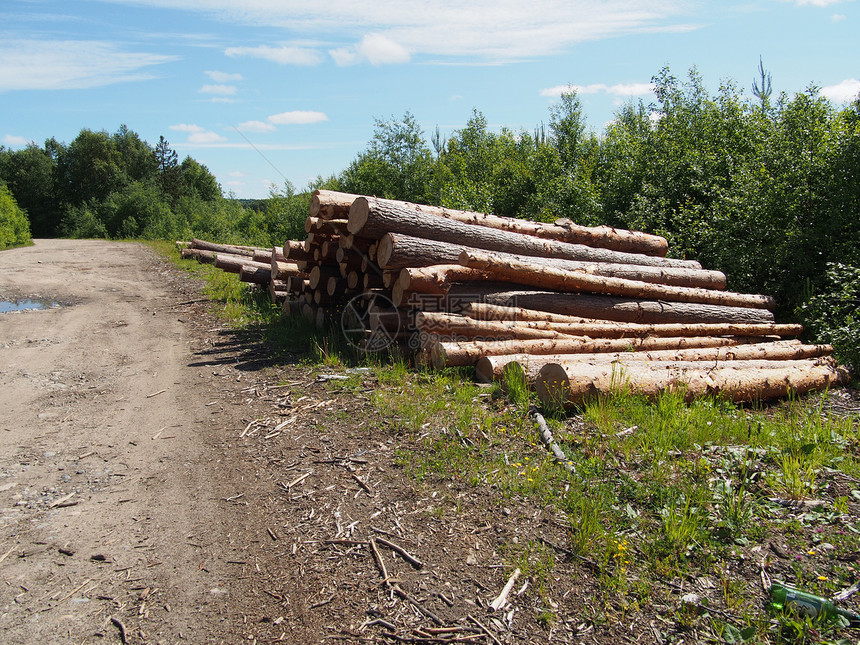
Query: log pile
[{"left": 181, "top": 190, "right": 848, "bottom": 406}]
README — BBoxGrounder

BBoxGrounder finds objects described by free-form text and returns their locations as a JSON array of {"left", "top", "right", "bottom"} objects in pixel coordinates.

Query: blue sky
[{"left": 2, "top": 0, "right": 858, "bottom": 199}]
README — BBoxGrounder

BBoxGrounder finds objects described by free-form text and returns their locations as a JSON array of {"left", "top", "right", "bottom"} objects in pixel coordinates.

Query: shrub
[
  {"left": 800, "top": 262, "right": 860, "bottom": 372},
  {"left": 0, "top": 184, "right": 33, "bottom": 249}
]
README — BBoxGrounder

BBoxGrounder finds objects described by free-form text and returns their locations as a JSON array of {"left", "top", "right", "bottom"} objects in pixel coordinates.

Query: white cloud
[
  {"left": 3, "top": 134, "right": 30, "bottom": 146},
  {"left": 225, "top": 44, "right": 323, "bottom": 66},
  {"left": 89, "top": 0, "right": 696, "bottom": 62},
  {"left": 238, "top": 120, "right": 277, "bottom": 133},
  {"left": 169, "top": 123, "right": 206, "bottom": 133},
  {"left": 206, "top": 70, "right": 243, "bottom": 82},
  {"left": 821, "top": 79, "right": 860, "bottom": 102},
  {"left": 200, "top": 83, "right": 237, "bottom": 95},
  {"left": 540, "top": 82, "right": 654, "bottom": 97},
  {"left": 0, "top": 39, "right": 175, "bottom": 91},
  {"left": 268, "top": 110, "right": 328, "bottom": 125},
  {"left": 188, "top": 130, "right": 227, "bottom": 144},
  {"left": 831, "top": 12, "right": 847, "bottom": 20},
  {"left": 168, "top": 123, "right": 227, "bottom": 143},
  {"left": 792, "top": 0, "right": 852, "bottom": 6},
  {"left": 330, "top": 33, "right": 410, "bottom": 66}
]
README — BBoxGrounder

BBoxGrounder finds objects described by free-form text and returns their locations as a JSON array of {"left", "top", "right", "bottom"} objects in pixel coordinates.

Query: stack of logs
[{"left": 182, "top": 189, "right": 848, "bottom": 407}]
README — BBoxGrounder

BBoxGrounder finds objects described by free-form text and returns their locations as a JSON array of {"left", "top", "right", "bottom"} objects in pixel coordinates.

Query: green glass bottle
[{"left": 770, "top": 583, "right": 860, "bottom": 626}]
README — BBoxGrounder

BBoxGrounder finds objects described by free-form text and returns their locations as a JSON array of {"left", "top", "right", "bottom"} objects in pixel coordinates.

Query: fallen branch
[
  {"left": 489, "top": 567, "right": 521, "bottom": 611},
  {"left": 375, "top": 536, "right": 424, "bottom": 569},
  {"left": 531, "top": 409, "right": 575, "bottom": 474}
]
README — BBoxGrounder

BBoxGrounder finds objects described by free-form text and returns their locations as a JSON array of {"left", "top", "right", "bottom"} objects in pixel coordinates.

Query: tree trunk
[
  {"left": 474, "top": 340, "right": 831, "bottom": 382},
  {"left": 310, "top": 189, "right": 361, "bottom": 219},
  {"left": 417, "top": 311, "right": 800, "bottom": 340},
  {"left": 430, "top": 335, "right": 753, "bottom": 368},
  {"left": 308, "top": 265, "right": 342, "bottom": 290},
  {"left": 460, "top": 250, "right": 774, "bottom": 310},
  {"left": 480, "top": 290, "right": 776, "bottom": 324},
  {"left": 324, "top": 190, "right": 669, "bottom": 255},
  {"left": 191, "top": 238, "right": 258, "bottom": 257},
  {"left": 214, "top": 255, "right": 272, "bottom": 275},
  {"left": 239, "top": 265, "right": 271, "bottom": 284},
  {"left": 377, "top": 233, "right": 465, "bottom": 270},
  {"left": 416, "top": 312, "right": 567, "bottom": 340},
  {"left": 180, "top": 248, "right": 218, "bottom": 264},
  {"left": 283, "top": 240, "right": 315, "bottom": 263},
  {"left": 350, "top": 197, "right": 701, "bottom": 269},
  {"left": 398, "top": 266, "right": 494, "bottom": 294},
  {"left": 536, "top": 359, "right": 847, "bottom": 407}
]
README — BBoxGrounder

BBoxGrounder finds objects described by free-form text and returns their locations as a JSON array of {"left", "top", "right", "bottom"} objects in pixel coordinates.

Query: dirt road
[
  {"left": 0, "top": 240, "right": 258, "bottom": 643},
  {"left": 0, "top": 240, "right": 633, "bottom": 644}
]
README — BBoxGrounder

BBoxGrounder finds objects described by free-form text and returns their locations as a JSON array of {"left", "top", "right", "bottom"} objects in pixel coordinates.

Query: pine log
[
  {"left": 460, "top": 250, "right": 773, "bottom": 310},
  {"left": 393, "top": 282, "right": 521, "bottom": 310},
  {"left": 191, "top": 238, "right": 258, "bottom": 257},
  {"left": 377, "top": 233, "right": 464, "bottom": 270},
  {"left": 268, "top": 280, "right": 289, "bottom": 303},
  {"left": 310, "top": 189, "right": 360, "bottom": 219},
  {"left": 214, "top": 255, "right": 272, "bottom": 275},
  {"left": 180, "top": 248, "right": 217, "bottom": 264},
  {"left": 271, "top": 256, "right": 302, "bottom": 281},
  {"left": 474, "top": 340, "right": 831, "bottom": 382},
  {"left": 416, "top": 312, "right": 566, "bottom": 341},
  {"left": 283, "top": 240, "right": 315, "bottom": 263},
  {"left": 327, "top": 276, "right": 348, "bottom": 297},
  {"left": 377, "top": 233, "right": 723, "bottom": 289},
  {"left": 480, "top": 291, "right": 776, "bottom": 324},
  {"left": 399, "top": 266, "right": 495, "bottom": 295},
  {"left": 458, "top": 248, "right": 726, "bottom": 290},
  {"left": 287, "top": 276, "right": 308, "bottom": 294},
  {"left": 309, "top": 265, "right": 342, "bottom": 290},
  {"left": 430, "top": 335, "right": 754, "bottom": 368},
  {"left": 282, "top": 299, "right": 303, "bottom": 317},
  {"left": 239, "top": 265, "right": 272, "bottom": 284},
  {"left": 536, "top": 359, "right": 847, "bottom": 407},
  {"left": 350, "top": 197, "right": 701, "bottom": 269},
  {"left": 418, "top": 311, "right": 801, "bottom": 341},
  {"left": 324, "top": 190, "right": 668, "bottom": 255}
]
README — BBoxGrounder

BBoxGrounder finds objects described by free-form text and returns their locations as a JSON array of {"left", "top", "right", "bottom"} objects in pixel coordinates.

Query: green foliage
[
  {"left": 0, "top": 184, "right": 33, "bottom": 249},
  {"left": 800, "top": 262, "right": 860, "bottom": 371}
]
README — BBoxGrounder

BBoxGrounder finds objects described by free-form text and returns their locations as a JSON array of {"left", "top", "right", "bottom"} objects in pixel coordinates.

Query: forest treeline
[{"left": 1, "top": 66, "right": 858, "bottom": 367}]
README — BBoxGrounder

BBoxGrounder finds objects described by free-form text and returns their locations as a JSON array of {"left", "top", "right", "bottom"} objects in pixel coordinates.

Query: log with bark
[
  {"left": 239, "top": 265, "right": 272, "bottom": 284},
  {"left": 214, "top": 255, "right": 273, "bottom": 275},
  {"left": 310, "top": 189, "right": 361, "bottom": 219},
  {"left": 349, "top": 197, "right": 701, "bottom": 269},
  {"left": 191, "top": 238, "right": 259, "bottom": 257},
  {"left": 180, "top": 248, "right": 218, "bottom": 264},
  {"left": 429, "top": 335, "right": 756, "bottom": 368},
  {"left": 480, "top": 291, "right": 776, "bottom": 324},
  {"left": 377, "top": 234, "right": 725, "bottom": 289},
  {"left": 460, "top": 250, "right": 774, "bottom": 310},
  {"left": 535, "top": 358, "right": 847, "bottom": 407},
  {"left": 322, "top": 189, "right": 669, "bottom": 255},
  {"left": 474, "top": 340, "right": 832, "bottom": 383},
  {"left": 417, "top": 311, "right": 801, "bottom": 341},
  {"left": 283, "top": 240, "right": 316, "bottom": 263}
]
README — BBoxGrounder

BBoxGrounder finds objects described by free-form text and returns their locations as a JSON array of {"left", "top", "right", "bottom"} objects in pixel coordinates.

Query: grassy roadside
[{"left": 157, "top": 241, "right": 860, "bottom": 643}]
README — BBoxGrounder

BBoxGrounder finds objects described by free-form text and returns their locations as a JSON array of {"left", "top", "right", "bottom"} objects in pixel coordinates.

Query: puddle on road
[{"left": 0, "top": 299, "right": 62, "bottom": 313}]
